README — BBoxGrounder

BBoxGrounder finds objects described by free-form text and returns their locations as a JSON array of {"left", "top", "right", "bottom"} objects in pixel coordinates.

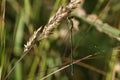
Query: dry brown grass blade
[
  {"left": 0, "top": 0, "right": 6, "bottom": 36},
  {"left": 40, "top": 55, "right": 92, "bottom": 80},
  {"left": 24, "top": 0, "right": 82, "bottom": 53},
  {"left": 4, "top": 0, "right": 83, "bottom": 79},
  {"left": 64, "top": 57, "right": 106, "bottom": 76}
]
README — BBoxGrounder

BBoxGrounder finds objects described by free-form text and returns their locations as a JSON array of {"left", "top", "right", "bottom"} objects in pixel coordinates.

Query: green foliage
[{"left": 0, "top": 0, "right": 120, "bottom": 80}]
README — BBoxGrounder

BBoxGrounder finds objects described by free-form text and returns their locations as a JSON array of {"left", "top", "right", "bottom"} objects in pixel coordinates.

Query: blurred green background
[{"left": 0, "top": 0, "right": 120, "bottom": 80}]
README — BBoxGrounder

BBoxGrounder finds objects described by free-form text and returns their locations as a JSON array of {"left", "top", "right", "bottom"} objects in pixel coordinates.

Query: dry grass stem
[
  {"left": 73, "top": 8, "right": 120, "bottom": 41},
  {"left": 40, "top": 55, "right": 92, "bottom": 80},
  {"left": 24, "top": 0, "right": 82, "bottom": 53}
]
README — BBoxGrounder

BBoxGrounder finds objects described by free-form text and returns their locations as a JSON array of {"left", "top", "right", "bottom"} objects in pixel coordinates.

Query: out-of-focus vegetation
[{"left": 0, "top": 0, "right": 120, "bottom": 80}]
